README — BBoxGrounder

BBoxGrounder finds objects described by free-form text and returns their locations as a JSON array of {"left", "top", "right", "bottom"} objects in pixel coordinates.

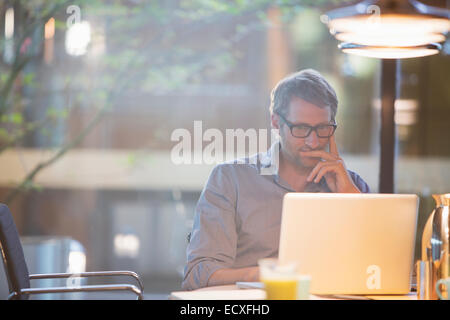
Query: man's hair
[{"left": 269, "top": 69, "right": 338, "bottom": 121}]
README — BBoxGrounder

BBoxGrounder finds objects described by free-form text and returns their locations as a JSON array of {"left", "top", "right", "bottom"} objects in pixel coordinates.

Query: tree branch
[{"left": 3, "top": 100, "right": 109, "bottom": 204}]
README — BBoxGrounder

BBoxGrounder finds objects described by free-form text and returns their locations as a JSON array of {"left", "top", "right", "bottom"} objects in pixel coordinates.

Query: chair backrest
[{"left": 0, "top": 204, "right": 30, "bottom": 299}]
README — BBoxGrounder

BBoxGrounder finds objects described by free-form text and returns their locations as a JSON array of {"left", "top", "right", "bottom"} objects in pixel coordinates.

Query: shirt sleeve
[
  {"left": 348, "top": 170, "right": 371, "bottom": 193},
  {"left": 181, "top": 164, "right": 238, "bottom": 290}
]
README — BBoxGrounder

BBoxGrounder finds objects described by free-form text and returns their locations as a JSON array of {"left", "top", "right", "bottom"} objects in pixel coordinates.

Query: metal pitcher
[{"left": 419, "top": 193, "right": 450, "bottom": 300}]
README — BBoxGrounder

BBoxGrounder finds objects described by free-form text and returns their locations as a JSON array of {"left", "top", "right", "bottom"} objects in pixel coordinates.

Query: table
[{"left": 170, "top": 284, "right": 417, "bottom": 300}]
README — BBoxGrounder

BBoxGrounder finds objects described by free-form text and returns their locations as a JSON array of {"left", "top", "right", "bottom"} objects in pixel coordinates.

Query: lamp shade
[
  {"left": 323, "top": 0, "right": 450, "bottom": 58},
  {"left": 339, "top": 42, "right": 441, "bottom": 59}
]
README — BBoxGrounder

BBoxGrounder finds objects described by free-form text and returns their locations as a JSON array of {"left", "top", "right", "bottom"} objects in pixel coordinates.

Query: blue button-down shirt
[{"left": 182, "top": 141, "right": 370, "bottom": 290}]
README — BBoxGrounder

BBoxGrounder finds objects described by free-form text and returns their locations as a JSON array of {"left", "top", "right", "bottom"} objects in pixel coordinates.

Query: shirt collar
[{"left": 259, "top": 140, "right": 280, "bottom": 175}]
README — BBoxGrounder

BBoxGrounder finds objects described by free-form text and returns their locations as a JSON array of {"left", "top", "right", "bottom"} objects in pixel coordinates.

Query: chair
[{"left": 0, "top": 203, "right": 144, "bottom": 300}]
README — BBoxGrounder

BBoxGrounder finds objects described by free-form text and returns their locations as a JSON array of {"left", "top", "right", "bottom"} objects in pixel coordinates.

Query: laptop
[{"left": 278, "top": 193, "right": 419, "bottom": 295}]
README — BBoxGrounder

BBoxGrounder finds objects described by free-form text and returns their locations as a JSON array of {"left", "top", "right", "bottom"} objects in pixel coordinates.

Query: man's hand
[{"left": 301, "top": 135, "right": 361, "bottom": 193}]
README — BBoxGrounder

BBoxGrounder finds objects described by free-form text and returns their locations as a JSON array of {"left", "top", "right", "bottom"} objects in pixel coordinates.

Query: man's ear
[{"left": 271, "top": 112, "right": 280, "bottom": 130}]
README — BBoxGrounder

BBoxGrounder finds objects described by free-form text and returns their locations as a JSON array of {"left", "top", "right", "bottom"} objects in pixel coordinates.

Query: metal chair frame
[
  {"left": 2, "top": 251, "right": 145, "bottom": 301},
  {"left": 0, "top": 205, "right": 144, "bottom": 300}
]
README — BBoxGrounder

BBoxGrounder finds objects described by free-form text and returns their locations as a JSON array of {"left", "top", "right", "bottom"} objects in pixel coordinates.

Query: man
[{"left": 182, "top": 69, "right": 370, "bottom": 290}]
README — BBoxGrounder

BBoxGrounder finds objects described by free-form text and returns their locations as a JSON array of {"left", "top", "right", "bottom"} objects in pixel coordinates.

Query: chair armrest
[
  {"left": 9, "top": 284, "right": 143, "bottom": 300},
  {"left": 29, "top": 271, "right": 144, "bottom": 292}
]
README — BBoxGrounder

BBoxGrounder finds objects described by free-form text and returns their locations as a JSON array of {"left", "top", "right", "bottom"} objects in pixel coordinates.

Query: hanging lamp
[{"left": 322, "top": 0, "right": 450, "bottom": 59}]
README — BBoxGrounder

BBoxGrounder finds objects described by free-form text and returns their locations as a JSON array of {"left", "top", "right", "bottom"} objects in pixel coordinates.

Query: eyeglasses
[{"left": 276, "top": 112, "right": 337, "bottom": 138}]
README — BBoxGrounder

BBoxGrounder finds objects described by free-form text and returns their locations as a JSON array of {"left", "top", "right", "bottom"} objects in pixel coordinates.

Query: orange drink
[
  {"left": 258, "top": 258, "right": 310, "bottom": 300},
  {"left": 262, "top": 278, "right": 298, "bottom": 300}
]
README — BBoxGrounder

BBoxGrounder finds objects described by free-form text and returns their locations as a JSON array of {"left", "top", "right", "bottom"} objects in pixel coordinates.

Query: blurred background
[{"left": 0, "top": 0, "right": 449, "bottom": 299}]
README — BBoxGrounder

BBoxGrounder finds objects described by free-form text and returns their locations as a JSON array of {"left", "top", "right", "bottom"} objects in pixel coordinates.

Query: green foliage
[
  {"left": 46, "top": 107, "right": 69, "bottom": 120},
  {"left": 22, "top": 73, "right": 35, "bottom": 87},
  {"left": 0, "top": 128, "right": 10, "bottom": 141},
  {"left": 1, "top": 112, "right": 23, "bottom": 124},
  {"left": 21, "top": 179, "right": 43, "bottom": 192}
]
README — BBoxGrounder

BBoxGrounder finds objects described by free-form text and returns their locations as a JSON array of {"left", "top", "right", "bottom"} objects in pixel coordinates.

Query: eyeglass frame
[{"left": 276, "top": 112, "right": 337, "bottom": 138}]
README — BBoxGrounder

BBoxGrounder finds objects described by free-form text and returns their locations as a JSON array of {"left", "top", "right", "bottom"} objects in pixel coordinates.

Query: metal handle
[
  {"left": 29, "top": 270, "right": 144, "bottom": 292},
  {"left": 9, "top": 284, "right": 143, "bottom": 300}
]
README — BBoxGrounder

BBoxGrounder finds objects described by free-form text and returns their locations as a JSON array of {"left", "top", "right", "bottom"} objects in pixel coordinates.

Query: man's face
[{"left": 273, "top": 96, "right": 333, "bottom": 169}]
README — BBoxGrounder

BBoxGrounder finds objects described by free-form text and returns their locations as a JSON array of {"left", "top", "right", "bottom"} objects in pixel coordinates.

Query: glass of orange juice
[{"left": 258, "top": 258, "right": 310, "bottom": 300}]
